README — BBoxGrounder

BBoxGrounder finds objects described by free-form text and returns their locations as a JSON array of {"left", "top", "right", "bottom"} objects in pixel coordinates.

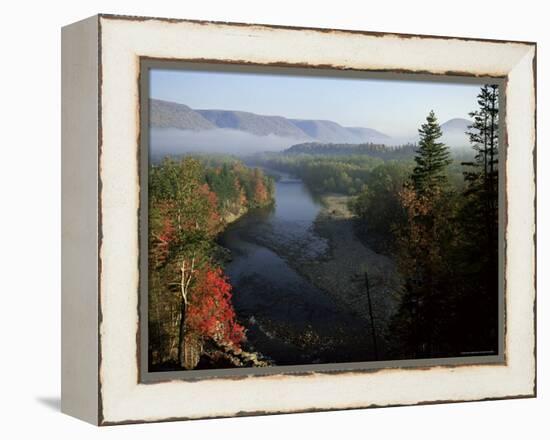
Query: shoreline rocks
[{"left": 295, "top": 193, "right": 401, "bottom": 355}]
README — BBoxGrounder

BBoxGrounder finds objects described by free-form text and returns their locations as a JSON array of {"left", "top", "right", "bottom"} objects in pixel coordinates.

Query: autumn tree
[
  {"left": 205, "top": 163, "right": 238, "bottom": 213},
  {"left": 149, "top": 157, "right": 225, "bottom": 368},
  {"left": 148, "top": 200, "right": 178, "bottom": 365},
  {"left": 187, "top": 265, "right": 245, "bottom": 348},
  {"left": 148, "top": 157, "right": 272, "bottom": 370},
  {"left": 252, "top": 168, "right": 269, "bottom": 206},
  {"left": 391, "top": 111, "right": 455, "bottom": 357}
]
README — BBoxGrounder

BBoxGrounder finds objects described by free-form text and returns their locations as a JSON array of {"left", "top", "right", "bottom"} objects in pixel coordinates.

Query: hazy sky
[{"left": 150, "top": 68, "right": 482, "bottom": 138}]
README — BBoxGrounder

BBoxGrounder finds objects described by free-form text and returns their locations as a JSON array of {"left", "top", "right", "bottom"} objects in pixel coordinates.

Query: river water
[{"left": 219, "top": 171, "right": 375, "bottom": 366}]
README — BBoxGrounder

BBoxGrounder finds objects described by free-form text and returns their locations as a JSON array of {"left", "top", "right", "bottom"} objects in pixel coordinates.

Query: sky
[{"left": 150, "top": 68, "right": 482, "bottom": 138}]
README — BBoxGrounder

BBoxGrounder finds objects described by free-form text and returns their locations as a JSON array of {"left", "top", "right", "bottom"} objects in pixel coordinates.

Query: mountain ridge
[{"left": 149, "top": 98, "right": 472, "bottom": 147}]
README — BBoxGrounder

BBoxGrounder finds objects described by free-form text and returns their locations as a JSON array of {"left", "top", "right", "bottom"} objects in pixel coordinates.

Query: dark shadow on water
[{"left": 36, "top": 396, "right": 61, "bottom": 412}]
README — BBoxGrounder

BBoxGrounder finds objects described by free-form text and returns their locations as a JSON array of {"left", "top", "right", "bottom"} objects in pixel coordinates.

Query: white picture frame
[{"left": 61, "top": 14, "right": 536, "bottom": 425}]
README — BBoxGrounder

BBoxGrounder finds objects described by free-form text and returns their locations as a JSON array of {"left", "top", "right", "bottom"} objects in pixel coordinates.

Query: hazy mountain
[
  {"left": 149, "top": 98, "right": 392, "bottom": 145},
  {"left": 197, "top": 109, "right": 308, "bottom": 139},
  {"left": 149, "top": 98, "right": 473, "bottom": 155},
  {"left": 289, "top": 119, "right": 396, "bottom": 144},
  {"left": 440, "top": 118, "right": 471, "bottom": 131},
  {"left": 440, "top": 118, "right": 472, "bottom": 148},
  {"left": 345, "top": 126, "right": 392, "bottom": 144},
  {"left": 290, "top": 119, "right": 357, "bottom": 143},
  {"left": 390, "top": 118, "right": 472, "bottom": 149},
  {"left": 150, "top": 99, "right": 215, "bottom": 130}
]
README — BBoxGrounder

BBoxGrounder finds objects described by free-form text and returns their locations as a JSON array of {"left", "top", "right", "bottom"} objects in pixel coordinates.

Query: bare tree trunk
[{"left": 177, "top": 257, "right": 195, "bottom": 368}]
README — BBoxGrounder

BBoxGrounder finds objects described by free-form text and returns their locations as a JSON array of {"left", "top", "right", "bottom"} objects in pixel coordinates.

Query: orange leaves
[
  {"left": 149, "top": 157, "right": 254, "bottom": 366},
  {"left": 252, "top": 169, "right": 270, "bottom": 206},
  {"left": 396, "top": 182, "right": 451, "bottom": 288},
  {"left": 253, "top": 179, "right": 269, "bottom": 205}
]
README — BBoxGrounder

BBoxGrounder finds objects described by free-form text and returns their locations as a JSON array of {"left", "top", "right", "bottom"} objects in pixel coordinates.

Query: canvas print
[{"left": 145, "top": 67, "right": 500, "bottom": 372}]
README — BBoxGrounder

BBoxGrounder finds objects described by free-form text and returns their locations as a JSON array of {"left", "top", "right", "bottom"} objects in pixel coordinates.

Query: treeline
[
  {"left": 286, "top": 141, "right": 417, "bottom": 159},
  {"left": 352, "top": 85, "right": 500, "bottom": 358},
  {"left": 253, "top": 153, "right": 387, "bottom": 195},
  {"left": 253, "top": 148, "right": 470, "bottom": 197},
  {"left": 148, "top": 157, "right": 274, "bottom": 370},
  {"left": 205, "top": 161, "right": 275, "bottom": 216},
  {"left": 251, "top": 142, "right": 417, "bottom": 195}
]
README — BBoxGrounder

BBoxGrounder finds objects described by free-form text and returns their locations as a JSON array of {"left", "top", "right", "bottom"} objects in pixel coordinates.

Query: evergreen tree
[
  {"left": 462, "top": 84, "right": 499, "bottom": 251},
  {"left": 390, "top": 110, "right": 455, "bottom": 358},
  {"left": 454, "top": 84, "right": 499, "bottom": 352},
  {"left": 411, "top": 110, "right": 452, "bottom": 193}
]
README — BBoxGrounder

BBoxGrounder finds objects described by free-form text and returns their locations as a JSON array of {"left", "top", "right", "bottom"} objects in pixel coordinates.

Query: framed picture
[{"left": 61, "top": 14, "right": 536, "bottom": 425}]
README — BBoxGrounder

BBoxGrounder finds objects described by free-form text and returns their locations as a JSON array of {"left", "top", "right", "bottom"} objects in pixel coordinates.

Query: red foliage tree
[{"left": 186, "top": 265, "right": 245, "bottom": 348}]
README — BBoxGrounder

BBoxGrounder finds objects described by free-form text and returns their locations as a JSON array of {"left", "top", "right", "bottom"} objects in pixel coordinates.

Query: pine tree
[
  {"left": 455, "top": 84, "right": 499, "bottom": 352},
  {"left": 390, "top": 110, "right": 454, "bottom": 358},
  {"left": 462, "top": 84, "right": 499, "bottom": 249},
  {"left": 411, "top": 110, "right": 452, "bottom": 194}
]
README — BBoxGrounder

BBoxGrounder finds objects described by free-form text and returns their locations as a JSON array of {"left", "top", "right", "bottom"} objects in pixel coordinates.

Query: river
[{"left": 219, "top": 170, "right": 377, "bottom": 366}]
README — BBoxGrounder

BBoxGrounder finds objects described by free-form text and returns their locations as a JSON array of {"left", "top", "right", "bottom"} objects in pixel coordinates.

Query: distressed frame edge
[
  {"left": 61, "top": 14, "right": 101, "bottom": 425},
  {"left": 531, "top": 43, "right": 538, "bottom": 400},
  {"left": 100, "top": 393, "right": 536, "bottom": 427},
  {"left": 97, "top": 12, "right": 537, "bottom": 47},
  {"left": 94, "top": 15, "right": 537, "bottom": 425}
]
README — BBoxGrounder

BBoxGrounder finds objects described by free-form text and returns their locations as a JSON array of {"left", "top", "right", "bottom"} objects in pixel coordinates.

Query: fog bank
[{"left": 151, "top": 127, "right": 307, "bottom": 159}]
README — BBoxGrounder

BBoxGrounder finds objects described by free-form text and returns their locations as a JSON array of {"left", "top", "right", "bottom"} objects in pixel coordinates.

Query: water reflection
[{"left": 219, "top": 172, "right": 374, "bottom": 365}]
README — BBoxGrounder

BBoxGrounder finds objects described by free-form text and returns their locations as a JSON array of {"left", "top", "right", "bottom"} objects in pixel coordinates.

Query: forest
[
  {"left": 253, "top": 84, "right": 500, "bottom": 359},
  {"left": 148, "top": 83, "right": 500, "bottom": 369},
  {"left": 357, "top": 86, "right": 499, "bottom": 358},
  {"left": 148, "top": 157, "right": 274, "bottom": 370}
]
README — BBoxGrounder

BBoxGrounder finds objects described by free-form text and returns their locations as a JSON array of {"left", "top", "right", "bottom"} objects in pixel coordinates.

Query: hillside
[
  {"left": 149, "top": 99, "right": 215, "bottom": 130},
  {"left": 345, "top": 126, "right": 392, "bottom": 144},
  {"left": 440, "top": 118, "right": 472, "bottom": 147},
  {"left": 197, "top": 109, "right": 307, "bottom": 138},
  {"left": 149, "top": 98, "right": 472, "bottom": 149},
  {"left": 290, "top": 119, "right": 358, "bottom": 143},
  {"left": 149, "top": 98, "right": 392, "bottom": 144},
  {"left": 440, "top": 118, "right": 471, "bottom": 131}
]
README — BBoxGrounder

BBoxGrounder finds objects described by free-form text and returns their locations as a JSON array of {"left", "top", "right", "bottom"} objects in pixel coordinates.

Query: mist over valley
[{"left": 150, "top": 98, "right": 473, "bottom": 159}]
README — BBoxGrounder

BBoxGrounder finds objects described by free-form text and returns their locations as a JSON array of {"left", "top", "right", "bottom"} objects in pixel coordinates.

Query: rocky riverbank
[{"left": 296, "top": 194, "right": 401, "bottom": 355}]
